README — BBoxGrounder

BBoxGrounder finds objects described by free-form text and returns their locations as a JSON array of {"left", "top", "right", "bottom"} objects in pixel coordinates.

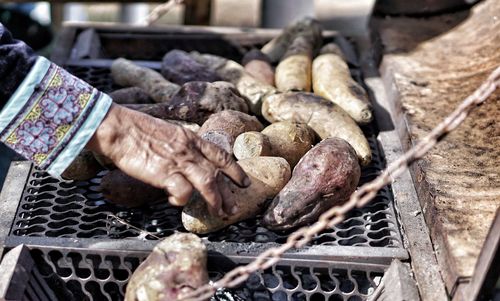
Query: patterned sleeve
[{"left": 0, "top": 56, "right": 112, "bottom": 177}]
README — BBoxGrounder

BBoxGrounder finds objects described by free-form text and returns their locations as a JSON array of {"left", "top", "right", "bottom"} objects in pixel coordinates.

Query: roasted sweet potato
[
  {"left": 262, "top": 92, "right": 371, "bottom": 165},
  {"left": 275, "top": 35, "right": 313, "bottom": 92},
  {"left": 111, "top": 58, "right": 180, "bottom": 103},
  {"left": 198, "top": 110, "right": 264, "bottom": 154},
  {"left": 261, "top": 17, "right": 322, "bottom": 63},
  {"left": 182, "top": 157, "right": 291, "bottom": 234},
  {"left": 242, "top": 49, "right": 275, "bottom": 86},
  {"left": 100, "top": 170, "right": 166, "bottom": 207},
  {"left": 313, "top": 43, "right": 373, "bottom": 124},
  {"left": 125, "top": 233, "right": 209, "bottom": 301},
  {"left": 233, "top": 121, "right": 315, "bottom": 168},
  {"left": 125, "top": 81, "right": 248, "bottom": 125},
  {"left": 191, "top": 52, "right": 276, "bottom": 115},
  {"left": 261, "top": 121, "right": 315, "bottom": 168},
  {"left": 61, "top": 150, "right": 101, "bottom": 181},
  {"left": 92, "top": 152, "right": 116, "bottom": 170},
  {"left": 262, "top": 138, "right": 360, "bottom": 230},
  {"left": 161, "top": 49, "right": 222, "bottom": 84},
  {"left": 109, "top": 87, "right": 154, "bottom": 104},
  {"left": 233, "top": 131, "right": 273, "bottom": 160}
]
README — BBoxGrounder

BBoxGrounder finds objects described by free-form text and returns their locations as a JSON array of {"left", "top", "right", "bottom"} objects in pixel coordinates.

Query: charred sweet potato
[
  {"left": 191, "top": 52, "right": 276, "bottom": 115},
  {"left": 262, "top": 138, "right": 360, "bottom": 230},
  {"left": 109, "top": 87, "right": 154, "bottom": 104},
  {"left": 61, "top": 150, "right": 101, "bottom": 181},
  {"left": 125, "top": 81, "right": 248, "bottom": 125},
  {"left": 100, "top": 170, "right": 166, "bottom": 207},
  {"left": 161, "top": 49, "right": 222, "bottom": 84}
]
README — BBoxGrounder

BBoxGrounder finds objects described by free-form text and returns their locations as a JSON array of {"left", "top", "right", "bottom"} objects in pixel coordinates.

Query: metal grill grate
[
  {"left": 0, "top": 27, "right": 412, "bottom": 301},
  {"left": 10, "top": 125, "right": 402, "bottom": 249},
  {"left": 28, "top": 246, "right": 384, "bottom": 301}
]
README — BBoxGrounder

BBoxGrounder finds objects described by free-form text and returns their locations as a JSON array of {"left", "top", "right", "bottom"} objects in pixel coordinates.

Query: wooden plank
[
  {"left": 463, "top": 208, "right": 500, "bottom": 301},
  {"left": 364, "top": 75, "right": 448, "bottom": 301},
  {"left": 375, "top": 0, "right": 500, "bottom": 294}
]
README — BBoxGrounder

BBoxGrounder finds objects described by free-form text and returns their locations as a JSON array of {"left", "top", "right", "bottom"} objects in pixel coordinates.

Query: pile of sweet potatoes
[
  {"left": 84, "top": 18, "right": 382, "bottom": 301},
  {"left": 63, "top": 18, "right": 374, "bottom": 240}
]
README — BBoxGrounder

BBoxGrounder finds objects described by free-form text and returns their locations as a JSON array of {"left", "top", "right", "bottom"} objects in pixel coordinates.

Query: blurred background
[{"left": 0, "top": 0, "right": 377, "bottom": 53}]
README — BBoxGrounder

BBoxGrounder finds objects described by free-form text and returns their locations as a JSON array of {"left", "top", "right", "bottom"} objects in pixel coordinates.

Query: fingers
[
  {"left": 182, "top": 163, "right": 225, "bottom": 217},
  {"left": 197, "top": 139, "right": 251, "bottom": 188},
  {"left": 217, "top": 173, "right": 239, "bottom": 215},
  {"left": 164, "top": 173, "right": 193, "bottom": 206}
]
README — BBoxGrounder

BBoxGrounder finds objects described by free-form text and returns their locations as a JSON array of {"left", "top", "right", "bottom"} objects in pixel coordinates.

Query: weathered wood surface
[{"left": 375, "top": 0, "right": 500, "bottom": 294}]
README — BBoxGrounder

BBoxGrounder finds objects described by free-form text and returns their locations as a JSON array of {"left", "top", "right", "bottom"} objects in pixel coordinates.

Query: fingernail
[
  {"left": 243, "top": 177, "right": 251, "bottom": 187},
  {"left": 231, "top": 206, "right": 239, "bottom": 214}
]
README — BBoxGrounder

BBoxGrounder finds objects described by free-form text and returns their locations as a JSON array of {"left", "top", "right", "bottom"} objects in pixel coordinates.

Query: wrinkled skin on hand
[{"left": 87, "top": 104, "right": 250, "bottom": 216}]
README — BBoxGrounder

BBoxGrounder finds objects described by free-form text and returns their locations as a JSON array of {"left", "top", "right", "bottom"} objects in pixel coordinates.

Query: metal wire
[{"left": 181, "top": 66, "right": 500, "bottom": 301}]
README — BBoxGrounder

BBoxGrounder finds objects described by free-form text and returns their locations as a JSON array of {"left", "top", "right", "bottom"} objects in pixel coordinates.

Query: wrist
[{"left": 86, "top": 103, "right": 124, "bottom": 159}]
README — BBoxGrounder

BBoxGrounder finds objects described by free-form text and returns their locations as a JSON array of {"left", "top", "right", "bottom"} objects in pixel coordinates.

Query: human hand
[{"left": 87, "top": 104, "right": 250, "bottom": 216}]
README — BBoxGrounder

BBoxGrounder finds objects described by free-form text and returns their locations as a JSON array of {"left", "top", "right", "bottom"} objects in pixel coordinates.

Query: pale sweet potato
[
  {"left": 261, "top": 17, "right": 322, "bottom": 63},
  {"left": 275, "top": 35, "right": 313, "bottom": 92},
  {"left": 261, "top": 121, "right": 315, "bottom": 168},
  {"left": 262, "top": 138, "right": 360, "bottom": 230},
  {"left": 262, "top": 92, "right": 371, "bottom": 165},
  {"left": 125, "top": 233, "right": 209, "bottom": 301},
  {"left": 313, "top": 43, "right": 372, "bottom": 124},
  {"left": 182, "top": 157, "right": 291, "bottom": 234},
  {"left": 233, "top": 131, "right": 273, "bottom": 160},
  {"left": 111, "top": 58, "right": 180, "bottom": 103},
  {"left": 233, "top": 121, "right": 315, "bottom": 168}
]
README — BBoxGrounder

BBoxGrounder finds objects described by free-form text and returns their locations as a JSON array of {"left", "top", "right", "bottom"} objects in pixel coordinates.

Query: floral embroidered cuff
[{"left": 0, "top": 57, "right": 112, "bottom": 177}]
